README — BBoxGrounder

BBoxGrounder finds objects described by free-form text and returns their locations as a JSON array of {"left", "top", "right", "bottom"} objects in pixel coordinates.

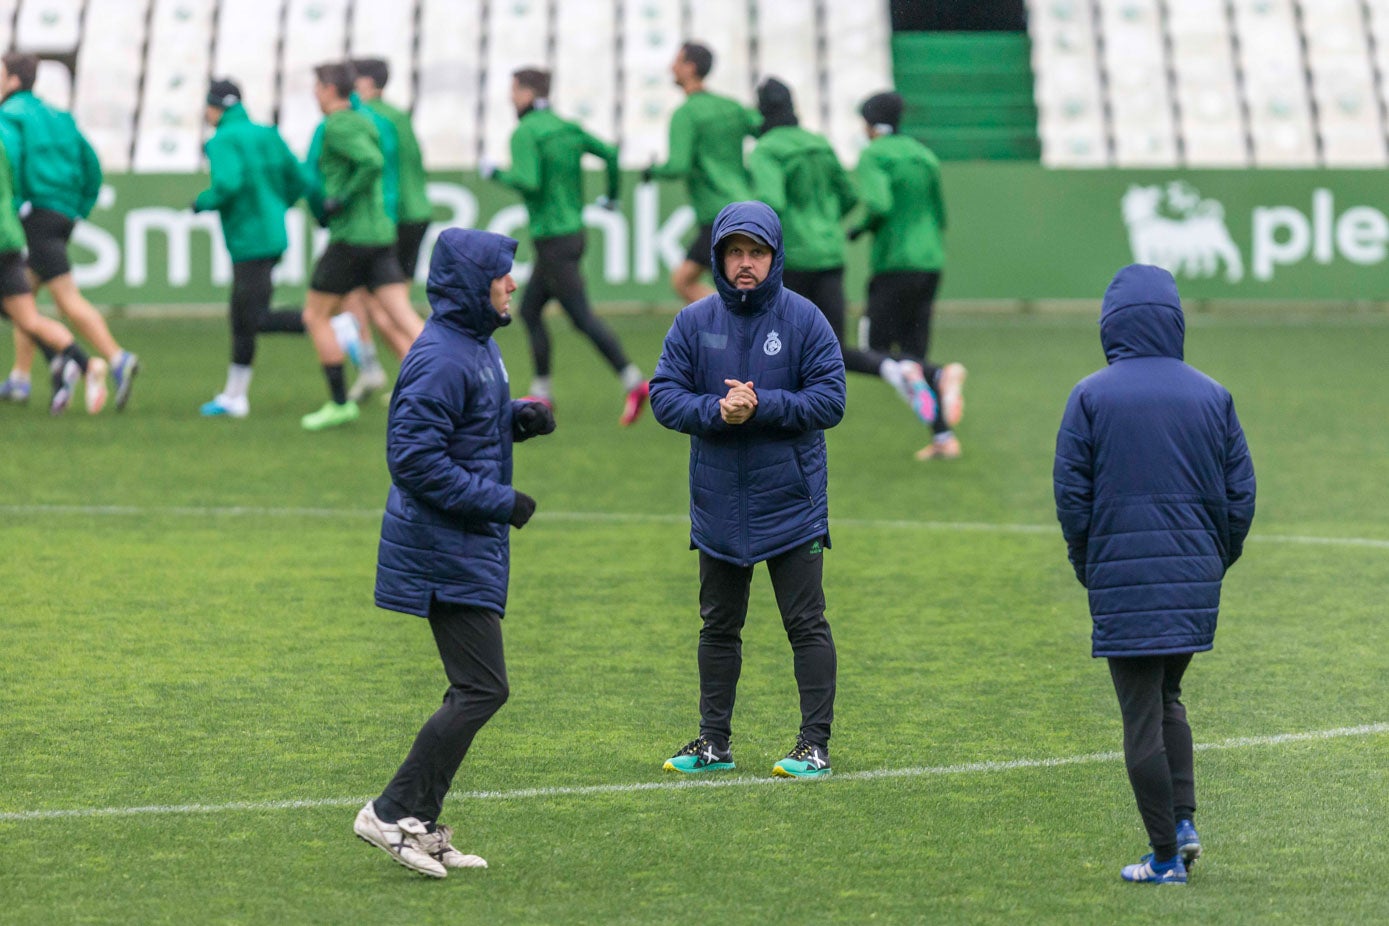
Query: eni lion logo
[{"left": 1121, "top": 182, "right": 1244, "bottom": 283}]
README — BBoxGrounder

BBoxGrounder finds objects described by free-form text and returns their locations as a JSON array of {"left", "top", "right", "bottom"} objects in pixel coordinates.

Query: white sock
[
  {"left": 8, "top": 368, "right": 30, "bottom": 384},
  {"left": 620, "top": 363, "right": 643, "bottom": 391},
  {"left": 224, "top": 363, "right": 253, "bottom": 400},
  {"left": 879, "top": 359, "right": 913, "bottom": 404},
  {"left": 529, "top": 376, "right": 552, "bottom": 400}
]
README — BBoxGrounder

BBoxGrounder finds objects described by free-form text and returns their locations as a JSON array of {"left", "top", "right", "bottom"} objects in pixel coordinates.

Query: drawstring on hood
[
  {"left": 710, "top": 201, "right": 785, "bottom": 315},
  {"left": 1099, "top": 263, "right": 1185, "bottom": 364},
  {"left": 426, "top": 228, "right": 518, "bottom": 340}
]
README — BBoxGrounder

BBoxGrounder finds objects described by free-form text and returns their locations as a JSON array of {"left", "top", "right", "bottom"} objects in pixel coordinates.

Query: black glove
[
  {"left": 640, "top": 166, "right": 654, "bottom": 185},
  {"left": 847, "top": 226, "right": 866, "bottom": 242},
  {"left": 509, "top": 490, "right": 537, "bottom": 528},
  {"left": 513, "top": 401, "right": 556, "bottom": 441},
  {"left": 322, "top": 197, "right": 344, "bottom": 218},
  {"left": 190, "top": 198, "right": 206, "bottom": 214}
]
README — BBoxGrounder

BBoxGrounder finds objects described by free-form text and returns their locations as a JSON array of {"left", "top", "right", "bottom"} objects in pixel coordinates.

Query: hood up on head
[
  {"left": 757, "top": 77, "right": 798, "bottom": 132},
  {"left": 1099, "top": 263, "right": 1185, "bottom": 364},
  {"left": 710, "top": 201, "right": 784, "bottom": 314},
  {"left": 426, "top": 228, "right": 518, "bottom": 339}
]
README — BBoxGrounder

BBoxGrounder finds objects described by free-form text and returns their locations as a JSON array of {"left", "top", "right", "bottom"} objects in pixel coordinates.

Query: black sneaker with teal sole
[
  {"left": 663, "top": 736, "right": 735, "bottom": 774},
  {"left": 772, "top": 738, "right": 831, "bottom": 779}
]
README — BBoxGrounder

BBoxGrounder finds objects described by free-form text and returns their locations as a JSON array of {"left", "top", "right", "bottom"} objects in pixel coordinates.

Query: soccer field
[{"left": 2, "top": 309, "right": 1386, "bottom": 925}]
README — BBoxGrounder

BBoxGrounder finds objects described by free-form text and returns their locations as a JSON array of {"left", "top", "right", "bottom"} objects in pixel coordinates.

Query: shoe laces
[
  {"left": 415, "top": 824, "right": 454, "bottom": 855},
  {"left": 675, "top": 736, "right": 708, "bottom": 757},
  {"left": 787, "top": 737, "right": 817, "bottom": 761}
]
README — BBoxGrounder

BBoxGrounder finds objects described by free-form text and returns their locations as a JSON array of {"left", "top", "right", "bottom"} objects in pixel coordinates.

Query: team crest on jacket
[{"left": 763, "top": 330, "right": 782, "bottom": 356}]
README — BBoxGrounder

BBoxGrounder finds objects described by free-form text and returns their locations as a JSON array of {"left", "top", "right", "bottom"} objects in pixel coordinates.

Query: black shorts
[
  {"left": 396, "top": 221, "right": 430, "bottom": 279},
  {"left": 686, "top": 223, "right": 715, "bottom": 268},
  {"left": 22, "top": 208, "right": 75, "bottom": 283},
  {"left": 0, "top": 250, "right": 32, "bottom": 300},
  {"left": 309, "top": 242, "right": 407, "bottom": 296}
]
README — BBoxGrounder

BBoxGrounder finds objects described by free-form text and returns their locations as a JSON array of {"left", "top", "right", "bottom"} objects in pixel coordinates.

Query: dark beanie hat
[
  {"left": 860, "top": 91, "right": 903, "bottom": 129},
  {"left": 207, "top": 78, "right": 241, "bottom": 109},
  {"left": 757, "top": 77, "right": 798, "bottom": 131}
]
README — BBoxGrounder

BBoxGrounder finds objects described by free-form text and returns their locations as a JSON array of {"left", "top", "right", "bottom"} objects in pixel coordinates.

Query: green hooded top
[
  {"left": 303, "top": 97, "right": 399, "bottom": 226},
  {"left": 0, "top": 90, "right": 102, "bottom": 219},
  {"left": 493, "top": 105, "right": 619, "bottom": 240},
  {"left": 750, "top": 125, "right": 857, "bottom": 272},
  {"left": 365, "top": 97, "right": 431, "bottom": 224},
  {"left": 647, "top": 90, "right": 760, "bottom": 226},
  {"left": 194, "top": 103, "right": 305, "bottom": 263},
  {"left": 0, "top": 128, "right": 26, "bottom": 253},
  {"left": 304, "top": 106, "right": 395, "bottom": 246},
  {"left": 852, "top": 133, "right": 947, "bottom": 274}
]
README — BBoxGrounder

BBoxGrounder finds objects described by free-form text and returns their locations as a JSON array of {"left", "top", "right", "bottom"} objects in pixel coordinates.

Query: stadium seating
[
  {"left": 415, "top": 0, "right": 481, "bottom": 169},
  {"left": 74, "top": 0, "right": 149, "bottom": 170},
  {"left": 1028, "top": 0, "right": 1389, "bottom": 167},
  {"left": 132, "top": 0, "right": 216, "bottom": 172}
]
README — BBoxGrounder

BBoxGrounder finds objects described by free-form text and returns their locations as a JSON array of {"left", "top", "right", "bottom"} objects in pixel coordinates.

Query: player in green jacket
[
  {"left": 750, "top": 77, "right": 939, "bottom": 437},
  {"left": 299, "top": 62, "right": 416, "bottom": 432},
  {"left": 0, "top": 53, "right": 136, "bottom": 410},
  {"left": 643, "top": 43, "right": 761, "bottom": 303},
  {"left": 0, "top": 117, "right": 104, "bottom": 414},
  {"left": 484, "top": 67, "right": 649, "bottom": 425},
  {"left": 352, "top": 59, "right": 431, "bottom": 278},
  {"left": 850, "top": 91, "right": 967, "bottom": 461},
  {"left": 192, "top": 79, "right": 307, "bottom": 419}
]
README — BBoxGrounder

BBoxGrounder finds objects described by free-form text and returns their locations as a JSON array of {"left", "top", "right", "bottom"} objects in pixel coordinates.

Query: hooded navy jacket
[
  {"left": 376, "top": 228, "right": 532, "bottom": 617},
  {"left": 650, "top": 201, "right": 847, "bottom": 566},
  {"left": 1054, "top": 264, "right": 1256, "bottom": 657}
]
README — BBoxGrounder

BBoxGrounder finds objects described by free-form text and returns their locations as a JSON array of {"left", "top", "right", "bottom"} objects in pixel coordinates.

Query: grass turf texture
[{"left": 1, "top": 309, "right": 1386, "bottom": 925}]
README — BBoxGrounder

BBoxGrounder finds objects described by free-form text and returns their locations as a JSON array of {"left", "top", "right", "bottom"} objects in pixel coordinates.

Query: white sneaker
[
  {"left": 938, "top": 362, "right": 967, "bottom": 428},
  {"left": 353, "top": 801, "right": 448, "bottom": 878},
  {"left": 49, "top": 356, "right": 81, "bottom": 416},
  {"left": 416, "top": 823, "right": 488, "bottom": 869},
  {"left": 347, "top": 364, "right": 388, "bottom": 403},
  {"left": 84, "top": 357, "right": 109, "bottom": 414},
  {"left": 199, "top": 394, "right": 249, "bottom": 419}
]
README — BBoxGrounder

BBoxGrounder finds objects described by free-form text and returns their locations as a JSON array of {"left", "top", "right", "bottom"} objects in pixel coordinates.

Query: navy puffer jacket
[
  {"left": 650, "top": 201, "right": 847, "bottom": 566},
  {"left": 376, "top": 228, "right": 530, "bottom": 617},
  {"left": 1054, "top": 264, "right": 1256, "bottom": 657}
]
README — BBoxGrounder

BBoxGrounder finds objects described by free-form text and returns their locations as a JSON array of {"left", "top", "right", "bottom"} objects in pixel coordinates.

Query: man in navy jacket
[
  {"left": 354, "top": 227, "right": 555, "bottom": 878},
  {"left": 651, "top": 200, "right": 847, "bottom": 779},
  {"left": 1054, "top": 264, "right": 1255, "bottom": 884}
]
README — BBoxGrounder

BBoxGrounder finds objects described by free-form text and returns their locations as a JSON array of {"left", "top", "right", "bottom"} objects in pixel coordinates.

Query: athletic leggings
[
  {"left": 696, "top": 540, "right": 837, "bottom": 748},
  {"left": 228, "top": 258, "right": 304, "bottom": 365},
  {"left": 783, "top": 267, "right": 889, "bottom": 377},
  {"left": 519, "top": 232, "right": 629, "bottom": 378},
  {"left": 375, "top": 602, "right": 509, "bottom": 825},
  {"left": 1108, "top": 653, "right": 1197, "bottom": 860}
]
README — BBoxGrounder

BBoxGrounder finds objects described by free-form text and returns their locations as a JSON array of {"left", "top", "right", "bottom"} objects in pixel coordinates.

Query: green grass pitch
[{"left": 1, "top": 307, "right": 1386, "bottom": 924}]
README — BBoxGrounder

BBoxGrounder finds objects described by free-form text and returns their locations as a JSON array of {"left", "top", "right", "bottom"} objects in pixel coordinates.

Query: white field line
[
  {"left": 1, "top": 722, "right": 1384, "bottom": 824},
  {"left": 3, "top": 504, "right": 1389, "bottom": 550}
]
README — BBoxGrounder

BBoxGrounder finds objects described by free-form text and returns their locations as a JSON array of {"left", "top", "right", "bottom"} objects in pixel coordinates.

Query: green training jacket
[
  {"left": 194, "top": 104, "right": 305, "bottom": 263},
  {"left": 365, "top": 97, "right": 431, "bottom": 224},
  {"left": 0, "top": 129, "right": 26, "bottom": 252},
  {"left": 853, "top": 133, "right": 947, "bottom": 274},
  {"left": 0, "top": 90, "right": 102, "bottom": 219},
  {"left": 493, "top": 106, "right": 619, "bottom": 240},
  {"left": 648, "top": 90, "right": 760, "bottom": 226},
  {"left": 750, "top": 125, "right": 857, "bottom": 272},
  {"left": 304, "top": 96, "right": 400, "bottom": 224},
  {"left": 304, "top": 106, "right": 394, "bottom": 246}
]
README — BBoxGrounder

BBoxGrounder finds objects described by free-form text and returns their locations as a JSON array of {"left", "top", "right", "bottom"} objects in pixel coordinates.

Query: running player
[
  {"left": 749, "top": 76, "right": 939, "bottom": 433},
  {"left": 484, "top": 67, "right": 648, "bottom": 423},
  {"left": 193, "top": 79, "right": 306, "bottom": 418},
  {"left": 850, "top": 91, "right": 967, "bottom": 460},
  {"left": 643, "top": 42, "right": 761, "bottom": 304},
  {"left": 0, "top": 53, "right": 136, "bottom": 409}
]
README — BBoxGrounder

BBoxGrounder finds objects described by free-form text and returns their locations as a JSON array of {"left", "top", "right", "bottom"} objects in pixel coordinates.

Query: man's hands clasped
[{"left": 719, "top": 379, "right": 757, "bottom": 425}]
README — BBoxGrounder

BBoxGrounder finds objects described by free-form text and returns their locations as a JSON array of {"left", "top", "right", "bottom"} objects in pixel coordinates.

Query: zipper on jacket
[{"left": 737, "top": 312, "right": 749, "bottom": 562}]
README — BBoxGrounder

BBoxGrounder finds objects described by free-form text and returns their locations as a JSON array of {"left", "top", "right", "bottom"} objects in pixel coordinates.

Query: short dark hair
[
  {"left": 351, "top": 57, "right": 389, "bottom": 89},
  {"left": 313, "top": 62, "right": 355, "bottom": 99},
  {"left": 681, "top": 42, "right": 713, "bottom": 78},
  {"left": 2, "top": 53, "right": 38, "bottom": 91},
  {"left": 512, "top": 67, "right": 551, "bottom": 98}
]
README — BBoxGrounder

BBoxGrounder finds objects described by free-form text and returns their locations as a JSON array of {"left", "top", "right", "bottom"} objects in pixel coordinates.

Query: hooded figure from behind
[{"left": 1054, "top": 263, "right": 1255, "bottom": 655}]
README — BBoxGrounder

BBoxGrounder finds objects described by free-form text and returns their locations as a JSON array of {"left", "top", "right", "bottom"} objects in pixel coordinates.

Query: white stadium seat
[
  {"left": 1301, "top": 0, "right": 1387, "bottom": 166},
  {"left": 1027, "top": 0, "right": 1111, "bottom": 166},
  {"left": 689, "top": 0, "right": 753, "bottom": 102},
  {"left": 15, "top": 0, "right": 81, "bottom": 53},
  {"left": 0, "top": 1, "right": 20, "bottom": 53},
  {"left": 618, "top": 0, "right": 684, "bottom": 168},
  {"left": 75, "top": 0, "right": 151, "bottom": 169},
  {"left": 213, "top": 0, "right": 284, "bottom": 125},
  {"left": 1166, "top": 0, "right": 1249, "bottom": 166},
  {"left": 756, "top": 0, "right": 823, "bottom": 132},
  {"left": 824, "top": 1, "right": 893, "bottom": 164},
  {"left": 279, "top": 0, "right": 351, "bottom": 156},
  {"left": 33, "top": 58, "right": 70, "bottom": 110},
  {"left": 480, "top": 0, "right": 550, "bottom": 166},
  {"left": 349, "top": 0, "right": 418, "bottom": 111},
  {"left": 416, "top": 0, "right": 483, "bottom": 168},
  {"left": 133, "top": 0, "right": 216, "bottom": 172},
  {"left": 553, "top": 0, "right": 620, "bottom": 144}
]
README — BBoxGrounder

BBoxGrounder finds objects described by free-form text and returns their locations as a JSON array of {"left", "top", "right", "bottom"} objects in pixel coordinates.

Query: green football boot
[
  {"left": 663, "top": 735, "right": 735, "bottom": 774},
  {"left": 301, "top": 400, "right": 360, "bottom": 431},
  {"left": 772, "top": 738, "right": 831, "bottom": 779}
]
